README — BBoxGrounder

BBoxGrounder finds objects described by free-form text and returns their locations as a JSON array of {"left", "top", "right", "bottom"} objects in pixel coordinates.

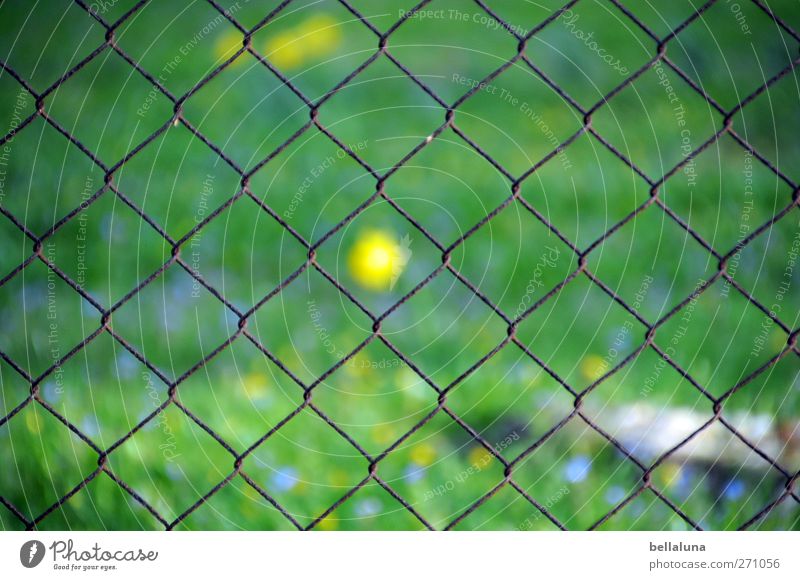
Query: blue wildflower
[
  {"left": 404, "top": 462, "right": 425, "bottom": 484},
  {"left": 723, "top": 478, "right": 746, "bottom": 502},
  {"left": 605, "top": 485, "right": 626, "bottom": 505},
  {"left": 564, "top": 455, "right": 592, "bottom": 483},
  {"left": 270, "top": 466, "right": 299, "bottom": 492},
  {"left": 355, "top": 498, "right": 381, "bottom": 517}
]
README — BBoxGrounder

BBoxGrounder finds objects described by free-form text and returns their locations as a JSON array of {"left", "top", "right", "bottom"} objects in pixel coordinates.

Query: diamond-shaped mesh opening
[
  {"left": 655, "top": 280, "right": 788, "bottom": 399},
  {"left": 249, "top": 130, "right": 374, "bottom": 243},
  {"left": 0, "top": 116, "right": 102, "bottom": 235},
  {"left": 314, "top": 198, "right": 442, "bottom": 312},
  {"left": 46, "top": 49, "right": 174, "bottom": 164},
  {"left": 109, "top": 264, "right": 237, "bottom": 382},
  {"left": 451, "top": 201, "right": 578, "bottom": 315},
  {"left": 249, "top": 266, "right": 373, "bottom": 385},
  {"left": 316, "top": 56, "right": 446, "bottom": 170},
  {"left": 38, "top": 332, "right": 170, "bottom": 448},
  {"left": 312, "top": 340, "right": 438, "bottom": 456},
  {"left": 586, "top": 205, "right": 716, "bottom": 321},
  {"left": 241, "top": 406, "right": 369, "bottom": 528},
  {"left": 106, "top": 404, "right": 233, "bottom": 523},
  {"left": 47, "top": 192, "right": 170, "bottom": 307},
  {"left": 185, "top": 195, "right": 308, "bottom": 310},
  {"left": 520, "top": 131, "right": 649, "bottom": 250},
  {"left": 668, "top": 0, "right": 799, "bottom": 110},
  {"left": 0, "top": 404, "right": 98, "bottom": 522},
  {"left": 113, "top": 123, "right": 242, "bottom": 239},
  {"left": 387, "top": 0, "right": 519, "bottom": 103},
  {"left": 516, "top": 275, "right": 644, "bottom": 392},
  {"left": 250, "top": 0, "right": 377, "bottom": 100},
  {"left": 385, "top": 136, "right": 510, "bottom": 244},
  {"left": 454, "top": 63, "right": 583, "bottom": 176},
  {"left": 591, "top": 63, "right": 722, "bottom": 180},
  {"left": 583, "top": 348, "right": 711, "bottom": 463},
  {"left": 447, "top": 345, "right": 574, "bottom": 461},
  {"left": 377, "top": 412, "right": 506, "bottom": 528},
  {"left": 0, "top": 0, "right": 105, "bottom": 93},
  {"left": 177, "top": 337, "right": 304, "bottom": 452},
  {"left": 661, "top": 134, "right": 792, "bottom": 253},
  {"left": 382, "top": 271, "right": 509, "bottom": 387},
  {"left": 512, "top": 419, "right": 643, "bottom": 529},
  {"left": 0, "top": 260, "right": 102, "bottom": 378},
  {"left": 527, "top": 1, "right": 652, "bottom": 108},
  {"left": 182, "top": 52, "right": 309, "bottom": 171}
]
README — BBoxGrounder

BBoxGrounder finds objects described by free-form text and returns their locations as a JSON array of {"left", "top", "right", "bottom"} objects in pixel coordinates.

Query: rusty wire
[{"left": 0, "top": 0, "right": 799, "bottom": 531}]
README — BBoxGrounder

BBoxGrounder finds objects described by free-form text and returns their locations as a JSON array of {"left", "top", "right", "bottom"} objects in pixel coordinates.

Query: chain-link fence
[{"left": 0, "top": 0, "right": 799, "bottom": 531}]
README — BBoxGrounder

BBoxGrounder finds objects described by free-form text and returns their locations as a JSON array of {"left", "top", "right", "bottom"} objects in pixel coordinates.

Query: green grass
[{"left": 1, "top": 0, "right": 800, "bottom": 530}]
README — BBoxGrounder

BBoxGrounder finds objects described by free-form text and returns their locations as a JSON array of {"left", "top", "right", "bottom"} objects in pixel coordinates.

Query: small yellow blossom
[
  {"left": 580, "top": 354, "right": 607, "bottom": 382},
  {"left": 297, "top": 14, "right": 341, "bottom": 58},
  {"left": 264, "top": 30, "right": 305, "bottom": 70},
  {"left": 409, "top": 442, "right": 437, "bottom": 467},
  {"left": 317, "top": 515, "right": 339, "bottom": 530},
  {"left": 468, "top": 446, "right": 492, "bottom": 469},
  {"left": 263, "top": 15, "right": 342, "bottom": 71},
  {"left": 214, "top": 29, "right": 244, "bottom": 64},
  {"left": 656, "top": 462, "right": 683, "bottom": 489},
  {"left": 348, "top": 230, "right": 411, "bottom": 291},
  {"left": 242, "top": 371, "right": 268, "bottom": 398}
]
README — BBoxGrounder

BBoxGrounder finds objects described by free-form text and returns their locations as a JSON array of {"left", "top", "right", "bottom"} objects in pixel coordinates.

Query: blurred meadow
[{"left": 1, "top": 0, "right": 800, "bottom": 531}]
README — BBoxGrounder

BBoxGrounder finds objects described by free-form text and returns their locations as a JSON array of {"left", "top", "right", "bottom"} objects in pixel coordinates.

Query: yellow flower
[
  {"left": 297, "top": 14, "right": 341, "bottom": 59},
  {"left": 214, "top": 29, "right": 243, "bottom": 64},
  {"left": 409, "top": 442, "right": 437, "bottom": 467},
  {"left": 242, "top": 372, "right": 268, "bottom": 398},
  {"left": 318, "top": 515, "right": 339, "bottom": 530},
  {"left": 264, "top": 30, "right": 305, "bottom": 70},
  {"left": 656, "top": 462, "right": 682, "bottom": 489},
  {"left": 468, "top": 446, "right": 492, "bottom": 469},
  {"left": 580, "top": 354, "right": 607, "bottom": 382},
  {"left": 262, "top": 15, "right": 342, "bottom": 71},
  {"left": 348, "top": 230, "right": 411, "bottom": 291},
  {"left": 328, "top": 468, "right": 350, "bottom": 488},
  {"left": 371, "top": 423, "right": 396, "bottom": 446}
]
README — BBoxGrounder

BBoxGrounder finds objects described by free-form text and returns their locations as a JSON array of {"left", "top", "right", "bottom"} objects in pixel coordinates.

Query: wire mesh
[{"left": 0, "top": 0, "right": 799, "bottom": 531}]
